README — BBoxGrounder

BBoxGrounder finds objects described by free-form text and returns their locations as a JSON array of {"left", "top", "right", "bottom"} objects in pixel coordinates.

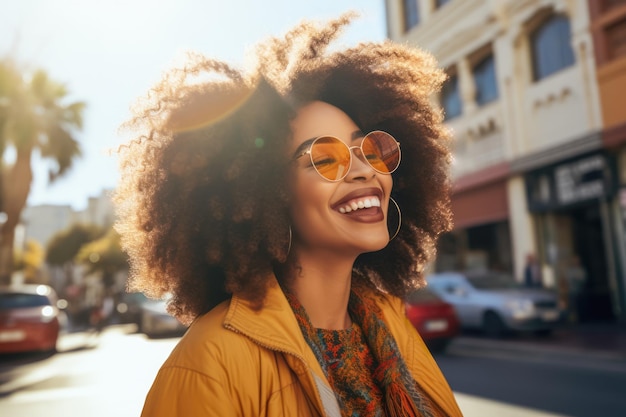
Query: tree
[
  {"left": 75, "top": 229, "right": 128, "bottom": 291},
  {"left": 46, "top": 223, "right": 104, "bottom": 289},
  {"left": 0, "top": 58, "right": 86, "bottom": 284},
  {"left": 46, "top": 223, "right": 104, "bottom": 266},
  {"left": 14, "top": 239, "right": 45, "bottom": 283}
]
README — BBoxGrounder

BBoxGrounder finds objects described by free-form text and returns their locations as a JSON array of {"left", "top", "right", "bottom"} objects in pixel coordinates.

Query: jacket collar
[
  {"left": 223, "top": 275, "right": 338, "bottom": 416},
  {"left": 224, "top": 275, "right": 319, "bottom": 365},
  {"left": 223, "top": 276, "right": 462, "bottom": 417}
]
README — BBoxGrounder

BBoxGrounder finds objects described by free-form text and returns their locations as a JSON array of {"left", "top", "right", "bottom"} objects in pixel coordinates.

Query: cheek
[
  {"left": 288, "top": 175, "right": 333, "bottom": 231},
  {"left": 289, "top": 178, "right": 327, "bottom": 217},
  {"left": 383, "top": 174, "right": 394, "bottom": 192},
  {"left": 381, "top": 176, "right": 394, "bottom": 205}
]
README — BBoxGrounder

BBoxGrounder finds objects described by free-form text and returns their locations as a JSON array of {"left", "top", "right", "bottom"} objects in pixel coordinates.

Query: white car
[{"left": 427, "top": 271, "right": 563, "bottom": 337}]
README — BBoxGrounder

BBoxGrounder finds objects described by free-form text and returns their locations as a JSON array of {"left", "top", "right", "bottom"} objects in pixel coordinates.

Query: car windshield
[
  {"left": 466, "top": 273, "right": 522, "bottom": 289},
  {"left": 123, "top": 292, "right": 149, "bottom": 304},
  {"left": 0, "top": 293, "right": 51, "bottom": 309}
]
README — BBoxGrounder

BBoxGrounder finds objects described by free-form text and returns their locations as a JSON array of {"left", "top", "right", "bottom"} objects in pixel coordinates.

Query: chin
[{"left": 356, "top": 237, "right": 390, "bottom": 254}]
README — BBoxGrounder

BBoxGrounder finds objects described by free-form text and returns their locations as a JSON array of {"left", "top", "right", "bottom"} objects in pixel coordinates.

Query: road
[
  {"left": 0, "top": 326, "right": 625, "bottom": 416},
  {"left": 437, "top": 339, "right": 626, "bottom": 417}
]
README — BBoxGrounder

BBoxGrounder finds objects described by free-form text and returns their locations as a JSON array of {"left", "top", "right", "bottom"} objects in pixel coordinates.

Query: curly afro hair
[{"left": 114, "top": 13, "right": 453, "bottom": 324}]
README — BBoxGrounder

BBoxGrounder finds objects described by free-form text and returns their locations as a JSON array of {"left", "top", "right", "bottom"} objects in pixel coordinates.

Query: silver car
[
  {"left": 427, "top": 271, "right": 563, "bottom": 337},
  {"left": 140, "top": 298, "right": 187, "bottom": 339}
]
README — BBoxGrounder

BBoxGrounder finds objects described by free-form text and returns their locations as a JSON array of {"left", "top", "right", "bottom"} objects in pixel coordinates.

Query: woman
[{"left": 115, "top": 13, "right": 462, "bottom": 417}]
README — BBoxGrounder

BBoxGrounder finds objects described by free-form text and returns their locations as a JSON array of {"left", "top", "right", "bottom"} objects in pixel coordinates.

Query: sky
[{"left": 0, "top": 0, "right": 387, "bottom": 210}]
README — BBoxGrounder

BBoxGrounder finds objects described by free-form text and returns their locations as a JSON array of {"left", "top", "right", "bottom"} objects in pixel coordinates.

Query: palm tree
[{"left": 0, "top": 58, "right": 86, "bottom": 284}]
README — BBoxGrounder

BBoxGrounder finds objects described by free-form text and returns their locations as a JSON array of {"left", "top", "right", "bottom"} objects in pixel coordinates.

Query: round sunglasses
[{"left": 292, "top": 131, "right": 401, "bottom": 182}]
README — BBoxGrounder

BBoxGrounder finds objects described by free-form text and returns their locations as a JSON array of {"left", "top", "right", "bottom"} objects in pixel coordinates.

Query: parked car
[
  {"left": 405, "top": 287, "right": 460, "bottom": 352},
  {"left": 115, "top": 291, "right": 150, "bottom": 329},
  {"left": 428, "top": 271, "right": 563, "bottom": 338},
  {"left": 140, "top": 298, "right": 187, "bottom": 339},
  {"left": 0, "top": 284, "right": 63, "bottom": 354}
]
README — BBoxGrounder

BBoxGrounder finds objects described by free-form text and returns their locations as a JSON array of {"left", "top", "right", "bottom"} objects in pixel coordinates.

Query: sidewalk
[{"left": 448, "top": 321, "right": 626, "bottom": 364}]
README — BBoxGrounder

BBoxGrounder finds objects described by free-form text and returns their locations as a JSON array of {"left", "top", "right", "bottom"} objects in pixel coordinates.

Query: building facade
[
  {"left": 19, "top": 189, "right": 117, "bottom": 288},
  {"left": 21, "top": 189, "right": 115, "bottom": 248},
  {"left": 385, "top": 0, "right": 625, "bottom": 321},
  {"left": 20, "top": 204, "right": 75, "bottom": 249},
  {"left": 588, "top": 0, "right": 626, "bottom": 322}
]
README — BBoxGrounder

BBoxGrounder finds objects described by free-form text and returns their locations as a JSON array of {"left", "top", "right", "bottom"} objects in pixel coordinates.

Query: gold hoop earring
[
  {"left": 286, "top": 225, "right": 292, "bottom": 256},
  {"left": 388, "top": 197, "right": 402, "bottom": 242}
]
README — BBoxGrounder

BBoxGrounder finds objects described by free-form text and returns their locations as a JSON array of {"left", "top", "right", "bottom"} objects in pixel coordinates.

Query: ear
[{"left": 165, "top": 81, "right": 255, "bottom": 133}]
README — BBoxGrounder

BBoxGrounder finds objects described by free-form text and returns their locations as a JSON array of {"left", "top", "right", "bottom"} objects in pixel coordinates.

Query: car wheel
[
  {"left": 483, "top": 311, "right": 507, "bottom": 338},
  {"left": 135, "top": 316, "right": 143, "bottom": 333},
  {"left": 426, "top": 339, "right": 451, "bottom": 353}
]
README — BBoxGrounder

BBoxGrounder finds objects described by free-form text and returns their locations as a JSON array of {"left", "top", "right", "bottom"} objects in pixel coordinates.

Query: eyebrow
[
  {"left": 351, "top": 130, "right": 365, "bottom": 141},
  {"left": 292, "top": 129, "right": 364, "bottom": 159}
]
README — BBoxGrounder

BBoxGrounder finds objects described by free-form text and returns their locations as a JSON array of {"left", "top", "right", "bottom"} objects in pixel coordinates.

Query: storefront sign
[
  {"left": 526, "top": 152, "right": 616, "bottom": 212},
  {"left": 554, "top": 154, "right": 606, "bottom": 205}
]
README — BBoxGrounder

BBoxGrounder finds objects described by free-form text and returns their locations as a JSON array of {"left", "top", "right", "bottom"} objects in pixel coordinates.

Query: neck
[{"left": 287, "top": 249, "right": 355, "bottom": 330}]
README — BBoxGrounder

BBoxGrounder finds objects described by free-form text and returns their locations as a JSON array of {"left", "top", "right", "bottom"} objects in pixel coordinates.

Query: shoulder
[
  {"left": 164, "top": 300, "right": 261, "bottom": 375},
  {"left": 146, "top": 300, "right": 271, "bottom": 400},
  {"left": 141, "top": 300, "right": 262, "bottom": 416}
]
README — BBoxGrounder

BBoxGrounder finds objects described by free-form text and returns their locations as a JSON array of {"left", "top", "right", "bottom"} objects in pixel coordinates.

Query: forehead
[{"left": 289, "top": 101, "right": 362, "bottom": 148}]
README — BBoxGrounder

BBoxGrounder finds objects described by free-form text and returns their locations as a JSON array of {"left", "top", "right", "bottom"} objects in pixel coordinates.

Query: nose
[{"left": 346, "top": 146, "right": 376, "bottom": 181}]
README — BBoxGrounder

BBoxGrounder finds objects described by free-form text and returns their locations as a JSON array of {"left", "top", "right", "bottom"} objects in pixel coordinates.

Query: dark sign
[{"left": 526, "top": 152, "right": 616, "bottom": 212}]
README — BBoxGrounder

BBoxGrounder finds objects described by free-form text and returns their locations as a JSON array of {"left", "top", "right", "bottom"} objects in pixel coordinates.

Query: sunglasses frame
[{"left": 293, "top": 130, "right": 401, "bottom": 182}]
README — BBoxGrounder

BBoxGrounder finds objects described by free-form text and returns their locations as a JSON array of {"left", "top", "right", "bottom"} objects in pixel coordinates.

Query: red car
[
  {"left": 405, "top": 286, "right": 460, "bottom": 352},
  {"left": 0, "top": 284, "right": 62, "bottom": 354}
]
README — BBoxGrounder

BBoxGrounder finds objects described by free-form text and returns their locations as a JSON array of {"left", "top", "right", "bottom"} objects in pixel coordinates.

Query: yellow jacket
[{"left": 140, "top": 279, "right": 464, "bottom": 417}]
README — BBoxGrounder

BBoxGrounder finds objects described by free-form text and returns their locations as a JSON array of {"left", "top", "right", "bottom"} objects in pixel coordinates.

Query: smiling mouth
[{"left": 337, "top": 196, "right": 381, "bottom": 214}]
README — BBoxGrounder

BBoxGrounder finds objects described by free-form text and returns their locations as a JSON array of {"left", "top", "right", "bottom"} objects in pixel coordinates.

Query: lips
[{"left": 331, "top": 188, "right": 385, "bottom": 222}]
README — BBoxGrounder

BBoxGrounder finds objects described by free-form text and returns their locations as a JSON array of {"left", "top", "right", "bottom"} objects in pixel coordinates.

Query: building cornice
[
  {"left": 603, "top": 122, "right": 626, "bottom": 149},
  {"left": 453, "top": 129, "right": 604, "bottom": 192},
  {"left": 403, "top": 0, "right": 491, "bottom": 54},
  {"left": 453, "top": 161, "right": 510, "bottom": 193},
  {"left": 510, "top": 130, "right": 603, "bottom": 173}
]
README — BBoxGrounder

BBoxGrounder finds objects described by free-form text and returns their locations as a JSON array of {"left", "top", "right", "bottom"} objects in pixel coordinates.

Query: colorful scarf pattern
[
  {"left": 316, "top": 324, "right": 385, "bottom": 415},
  {"left": 286, "top": 290, "right": 442, "bottom": 417}
]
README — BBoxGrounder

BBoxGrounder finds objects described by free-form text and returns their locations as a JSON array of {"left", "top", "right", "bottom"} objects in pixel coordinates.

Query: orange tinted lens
[
  {"left": 362, "top": 131, "right": 400, "bottom": 173},
  {"left": 310, "top": 137, "right": 351, "bottom": 181}
]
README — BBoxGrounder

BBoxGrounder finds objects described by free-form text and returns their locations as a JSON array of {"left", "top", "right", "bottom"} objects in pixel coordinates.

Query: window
[
  {"left": 531, "top": 15, "right": 575, "bottom": 81},
  {"left": 436, "top": 0, "right": 451, "bottom": 8},
  {"left": 403, "top": 0, "right": 419, "bottom": 31},
  {"left": 473, "top": 54, "right": 499, "bottom": 105},
  {"left": 441, "top": 74, "right": 462, "bottom": 120}
]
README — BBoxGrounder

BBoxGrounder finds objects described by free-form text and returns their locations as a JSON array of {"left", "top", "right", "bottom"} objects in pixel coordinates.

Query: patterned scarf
[{"left": 286, "top": 289, "right": 442, "bottom": 417}]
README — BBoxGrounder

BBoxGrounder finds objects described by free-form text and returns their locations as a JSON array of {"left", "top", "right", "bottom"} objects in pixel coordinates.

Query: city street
[
  {"left": 438, "top": 337, "right": 626, "bottom": 417},
  {"left": 0, "top": 326, "right": 172, "bottom": 417},
  {"left": 0, "top": 326, "right": 625, "bottom": 417}
]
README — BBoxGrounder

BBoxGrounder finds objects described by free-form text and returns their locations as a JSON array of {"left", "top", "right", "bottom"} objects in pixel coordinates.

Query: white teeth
[{"left": 338, "top": 196, "right": 381, "bottom": 213}]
